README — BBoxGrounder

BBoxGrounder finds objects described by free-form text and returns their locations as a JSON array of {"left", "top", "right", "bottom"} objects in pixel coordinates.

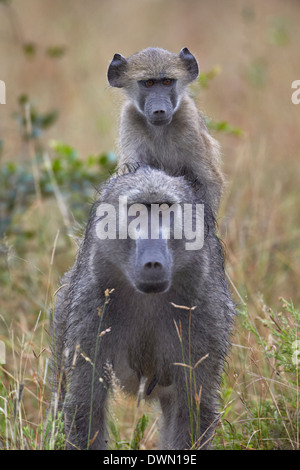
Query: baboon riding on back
[
  {"left": 49, "top": 48, "right": 235, "bottom": 450},
  {"left": 107, "top": 47, "right": 224, "bottom": 215}
]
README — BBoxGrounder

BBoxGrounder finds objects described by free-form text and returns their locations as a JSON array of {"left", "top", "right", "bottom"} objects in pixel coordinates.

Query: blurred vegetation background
[{"left": 0, "top": 0, "right": 299, "bottom": 450}]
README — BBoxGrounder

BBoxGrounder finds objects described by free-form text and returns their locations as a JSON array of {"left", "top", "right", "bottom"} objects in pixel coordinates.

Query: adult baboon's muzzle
[{"left": 134, "top": 238, "right": 172, "bottom": 293}]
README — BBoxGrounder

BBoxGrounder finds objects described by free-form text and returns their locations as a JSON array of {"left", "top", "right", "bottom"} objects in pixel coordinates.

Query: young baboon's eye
[
  {"left": 162, "top": 78, "right": 173, "bottom": 86},
  {"left": 145, "top": 80, "right": 155, "bottom": 87}
]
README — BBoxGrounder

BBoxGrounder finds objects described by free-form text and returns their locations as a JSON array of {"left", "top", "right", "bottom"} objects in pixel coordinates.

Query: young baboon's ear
[
  {"left": 179, "top": 47, "right": 199, "bottom": 82},
  {"left": 107, "top": 53, "right": 128, "bottom": 88}
]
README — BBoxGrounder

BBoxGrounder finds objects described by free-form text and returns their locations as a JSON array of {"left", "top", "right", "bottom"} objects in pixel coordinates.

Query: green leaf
[
  {"left": 130, "top": 414, "right": 149, "bottom": 450},
  {"left": 198, "top": 66, "right": 221, "bottom": 89},
  {"left": 23, "top": 42, "right": 37, "bottom": 57},
  {"left": 205, "top": 117, "right": 244, "bottom": 136},
  {"left": 268, "top": 18, "right": 290, "bottom": 46},
  {"left": 46, "top": 46, "right": 66, "bottom": 58}
]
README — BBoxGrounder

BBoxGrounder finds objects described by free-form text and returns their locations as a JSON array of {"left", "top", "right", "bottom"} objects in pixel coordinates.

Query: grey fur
[
  {"left": 50, "top": 166, "right": 235, "bottom": 450},
  {"left": 107, "top": 47, "right": 224, "bottom": 214}
]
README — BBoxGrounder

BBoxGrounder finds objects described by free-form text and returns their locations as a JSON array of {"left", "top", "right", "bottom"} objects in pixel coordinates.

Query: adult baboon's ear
[
  {"left": 179, "top": 47, "right": 199, "bottom": 82},
  {"left": 107, "top": 53, "right": 128, "bottom": 88}
]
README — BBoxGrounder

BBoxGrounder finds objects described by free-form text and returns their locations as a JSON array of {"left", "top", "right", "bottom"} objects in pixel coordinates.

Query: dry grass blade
[
  {"left": 88, "top": 430, "right": 99, "bottom": 448},
  {"left": 170, "top": 302, "right": 197, "bottom": 311}
]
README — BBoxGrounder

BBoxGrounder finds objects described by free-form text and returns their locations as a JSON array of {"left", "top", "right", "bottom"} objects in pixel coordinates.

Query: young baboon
[
  {"left": 107, "top": 47, "right": 224, "bottom": 214},
  {"left": 50, "top": 166, "right": 235, "bottom": 450}
]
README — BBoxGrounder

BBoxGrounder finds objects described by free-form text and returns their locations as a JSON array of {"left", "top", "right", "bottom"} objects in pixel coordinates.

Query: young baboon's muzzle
[{"left": 145, "top": 98, "right": 173, "bottom": 126}]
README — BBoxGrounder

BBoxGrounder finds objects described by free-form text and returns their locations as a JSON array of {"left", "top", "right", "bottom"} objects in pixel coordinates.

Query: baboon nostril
[
  {"left": 144, "top": 261, "right": 163, "bottom": 270},
  {"left": 153, "top": 109, "right": 165, "bottom": 115}
]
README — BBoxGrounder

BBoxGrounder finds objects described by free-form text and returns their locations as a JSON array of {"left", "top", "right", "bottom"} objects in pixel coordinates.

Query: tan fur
[
  {"left": 110, "top": 48, "right": 225, "bottom": 214},
  {"left": 123, "top": 48, "right": 189, "bottom": 82}
]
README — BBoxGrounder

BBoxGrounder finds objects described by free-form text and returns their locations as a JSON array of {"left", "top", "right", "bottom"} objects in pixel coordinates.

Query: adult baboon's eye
[
  {"left": 162, "top": 78, "right": 173, "bottom": 86},
  {"left": 145, "top": 79, "right": 155, "bottom": 87}
]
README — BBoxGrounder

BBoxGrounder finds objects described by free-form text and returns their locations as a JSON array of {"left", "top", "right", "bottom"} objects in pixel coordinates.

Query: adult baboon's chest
[{"left": 126, "top": 318, "right": 175, "bottom": 389}]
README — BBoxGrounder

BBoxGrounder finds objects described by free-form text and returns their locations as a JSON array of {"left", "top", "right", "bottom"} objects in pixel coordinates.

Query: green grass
[{"left": 214, "top": 298, "right": 299, "bottom": 450}]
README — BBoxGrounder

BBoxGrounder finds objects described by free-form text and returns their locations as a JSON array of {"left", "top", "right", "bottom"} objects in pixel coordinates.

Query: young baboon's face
[
  {"left": 136, "top": 77, "right": 178, "bottom": 126},
  {"left": 107, "top": 47, "right": 199, "bottom": 126}
]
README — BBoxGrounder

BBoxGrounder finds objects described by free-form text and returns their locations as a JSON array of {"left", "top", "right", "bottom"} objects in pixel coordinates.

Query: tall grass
[
  {"left": 0, "top": 95, "right": 299, "bottom": 452},
  {"left": 215, "top": 297, "right": 299, "bottom": 450},
  {"left": 1, "top": 0, "right": 299, "bottom": 450}
]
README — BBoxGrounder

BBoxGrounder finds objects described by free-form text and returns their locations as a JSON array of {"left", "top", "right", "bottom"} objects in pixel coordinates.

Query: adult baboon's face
[
  {"left": 95, "top": 202, "right": 175, "bottom": 294},
  {"left": 93, "top": 197, "right": 203, "bottom": 294},
  {"left": 130, "top": 237, "right": 173, "bottom": 294},
  {"left": 92, "top": 168, "right": 203, "bottom": 295}
]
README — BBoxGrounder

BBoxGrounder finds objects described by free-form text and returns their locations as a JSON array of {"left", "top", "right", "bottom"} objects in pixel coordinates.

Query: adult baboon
[
  {"left": 107, "top": 47, "right": 224, "bottom": 214},
  {"left": 50, "top": 166, "right": 235, "bottom": 450}
]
